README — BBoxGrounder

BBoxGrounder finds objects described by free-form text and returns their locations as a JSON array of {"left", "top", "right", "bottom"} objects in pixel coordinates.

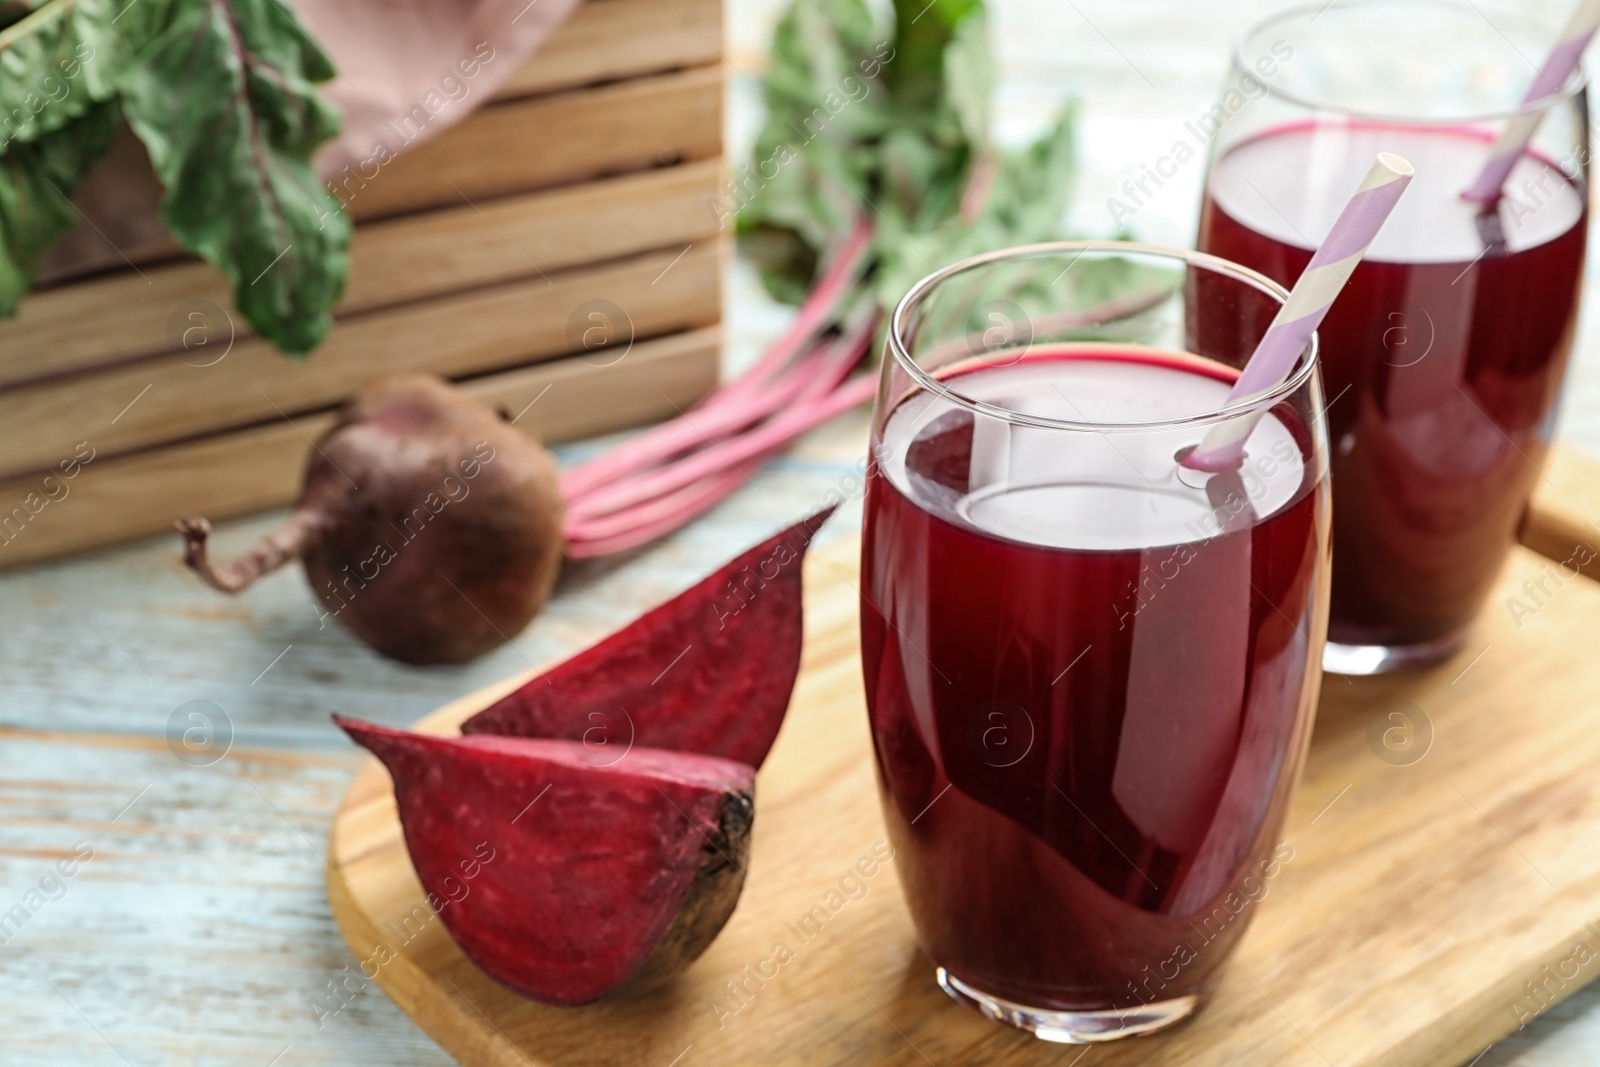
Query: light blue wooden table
[{"left": 2, "top": 1, "right": 1597, "bottom": 1063}]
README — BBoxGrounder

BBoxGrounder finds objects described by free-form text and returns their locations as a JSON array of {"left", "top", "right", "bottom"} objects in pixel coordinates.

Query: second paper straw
[
  {"left": 1462, "top": 0, "right": 1600, "bottom": 203},
  {"left": 1183, "top": 153, "right": 1413, "bottom": 473}
]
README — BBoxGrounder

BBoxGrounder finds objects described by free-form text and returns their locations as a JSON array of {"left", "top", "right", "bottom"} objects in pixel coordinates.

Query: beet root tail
[{"left": 176, "top": 509, "right": 325, "bottom": 594}]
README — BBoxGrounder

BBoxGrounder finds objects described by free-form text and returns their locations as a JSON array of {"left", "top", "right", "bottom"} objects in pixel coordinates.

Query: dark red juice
[
  {"left": 1198, "top": 122, "right": 1587, "bottom": 649},
  {"left": 861, "top": 348, "right": 1326, "bottom": 1011}
]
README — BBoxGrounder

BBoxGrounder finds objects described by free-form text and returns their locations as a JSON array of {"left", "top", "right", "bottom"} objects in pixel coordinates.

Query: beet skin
[
  {"left": 461, "top": 506, "right": 836, "bottom": 767},
  {"left": 336, "top": 716, "right": 755, "bottom": 1005},
  {"left": 178, "top": 375, "right": 564, "bottom": 664}
]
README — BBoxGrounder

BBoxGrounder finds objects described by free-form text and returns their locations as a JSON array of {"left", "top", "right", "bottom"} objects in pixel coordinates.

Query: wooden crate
[{"left": 0, "top": 0, "right": 726, "bottom": 569}]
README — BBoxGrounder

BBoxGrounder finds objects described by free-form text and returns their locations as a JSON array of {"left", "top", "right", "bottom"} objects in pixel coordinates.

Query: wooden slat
[
  {"left": 0, "top": 161, "right": 724, "bottom": 388},
  {"left": 327, "top": 536, "right": 1600, "bottom": 1067},
  {"left": 493, "top": 0, "right": 722, "bottom": 99},
  {"left": 0, "top": 242, "right": 721, "bottom": 481},
  {"left": 1522, "top": 442, "right": 1600, "bottom": 581},
  {"left": 0, "top": 327, "right": 720, "bottom": 569},
  {"left": 342, "top": 65, "right": 722, "bottom": 222}
]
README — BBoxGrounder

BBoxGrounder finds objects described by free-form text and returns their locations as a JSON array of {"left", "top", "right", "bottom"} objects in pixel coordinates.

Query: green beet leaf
[
  {"left": 0, "top": 96, "right": 114, "bottom": 314},
  {"left": 0, "top": 0, "right": 350, "bottom": 355},
  {"left": 118, "top": 0, "right": 349, "bottom": 355},
  {"left": 0, "top": 0, "right": 148, "bottom": 318},
  {"left": 0, "top": 0, "right": 138, "bottom": 149},
  {"left": 740, "top": 0, "right": 1171, "bottom": 350},
  {"left": 737, "top": 0, "right": 888, "bottom": 305}
]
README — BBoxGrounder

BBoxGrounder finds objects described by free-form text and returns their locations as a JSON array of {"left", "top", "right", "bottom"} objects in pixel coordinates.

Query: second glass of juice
[
  {"left": 1196, "top": 0, "right": 1590, "bottom": 673},
  {"left": 862, "top": 243, "right": 1331, "bottom": 1043}
]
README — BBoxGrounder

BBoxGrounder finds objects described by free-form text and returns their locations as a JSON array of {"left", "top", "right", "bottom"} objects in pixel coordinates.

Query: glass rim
[
  {"left": 1234, "top": 0, "right": 1590, "bottom": 125},
  {"left": 885, "top": 240, "right": 1319, "bottom": 435}
]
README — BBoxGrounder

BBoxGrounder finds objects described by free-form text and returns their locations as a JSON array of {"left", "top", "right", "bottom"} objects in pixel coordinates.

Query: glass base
[
  {"left": 935, "top": 967, "right": 1200, "bottom": 1044},
  {"left": 1322, "top": 627, "right": 1470, "bottom": 676}
]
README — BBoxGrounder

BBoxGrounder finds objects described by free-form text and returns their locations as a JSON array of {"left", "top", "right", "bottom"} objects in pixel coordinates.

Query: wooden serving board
[{"left": 328, "top": 495, "right": 1600, "bottom": 1066}]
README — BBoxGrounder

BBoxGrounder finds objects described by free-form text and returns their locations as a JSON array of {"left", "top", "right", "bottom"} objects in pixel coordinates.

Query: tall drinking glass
[
  {"left": 860, "top": 243, "right": 1331, "bottom": 1043},
  {"left": 1196, "top": 0, "right": 1591, "bottom": 674}
]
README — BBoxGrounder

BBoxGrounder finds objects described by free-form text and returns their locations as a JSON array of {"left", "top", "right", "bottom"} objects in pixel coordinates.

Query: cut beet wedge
[
  {"left": 460, "top": 506, "right": 836, "bottom": 768},
  {"left": 335, "top": 716, "right": 756, "bottom": 1006}
]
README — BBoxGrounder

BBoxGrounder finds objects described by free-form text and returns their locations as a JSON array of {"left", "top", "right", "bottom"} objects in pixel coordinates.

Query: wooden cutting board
[{"left": 328, "top": 449, "right": 1600, "bottom": 1067}]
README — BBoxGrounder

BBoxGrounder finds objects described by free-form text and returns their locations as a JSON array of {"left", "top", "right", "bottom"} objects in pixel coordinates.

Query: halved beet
[
  {"left": 459, "top": 507, "right": 835, "bottom": 768},
  {"left": 336, "top": 716, "right": 756, "bottom": 1005}
]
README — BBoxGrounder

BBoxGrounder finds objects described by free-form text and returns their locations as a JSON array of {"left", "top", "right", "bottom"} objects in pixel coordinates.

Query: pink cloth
[
  {"left": 292, "top": 0, "right": 584, "bottom": 177},
  {"left": 39, "top": 0, "right": 583, "bottom": 284}
]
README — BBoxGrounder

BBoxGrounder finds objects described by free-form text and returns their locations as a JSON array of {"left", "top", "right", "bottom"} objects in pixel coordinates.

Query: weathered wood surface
[
  {"left": 7, "top": 410, "right": 1598, "bottom": 1066},
  {"left": 8, "top": 0, "right": 1600, "bottom": 1064},
  {"left": 0, "top": 397, "right": 873, "bottom": 1067}
]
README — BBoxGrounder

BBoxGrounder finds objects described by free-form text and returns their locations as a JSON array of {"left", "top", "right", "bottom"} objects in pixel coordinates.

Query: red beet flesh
[
  {"left": 336, "top": 716, "right": 756, "bottom": 1005},
  {"left": 459, "top": 507, "right": 835, "bottom": 768}
]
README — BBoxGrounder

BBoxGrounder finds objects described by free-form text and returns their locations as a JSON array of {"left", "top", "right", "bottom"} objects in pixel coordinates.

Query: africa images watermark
[
  {"left": 1505, "top": 540, "right": 1595, "bottom": 630},
  {"left": 1113, "top": 435, "right": 1301, "bottom": 630},
  {"left": 0, "top": 841, "right": 95, "bottom": 946},
  {"left": 709, "top": 504, "right": 837, "bottom": 630},
  {"left": 710, "top": 449, "right": 880, "bottom": 630},
  {"left": 707, "top": 840, "right": 896, "bottom": 1028},
  {"left": 1106, "top": 39, "right": 1294, "bottom": 227},
  {"left": 310, "top": 840, "right": 497, "bottom": 1029},
  {"left": 1118, "top": 842, "right": 1295, "bottom": 1013},
  {"left": 311, "top": 440, "right": 498, "bottom": 631},
  {"left": 1509, "top": 922, "right": 1600, "bottom": 1032},
  {"left": 0, "top": 40, "right": 96, "bottom": 152},
  {"left": 707, "top": 41, "right": 896, "bottom": 230},
  {"left": 1494, "top": 135, "right": 1595, "bottom": 237},
  {"left": 315, "top": 41, "right": 498, "bottom": 224},
  {"left": 0, "top": 441, "right": 97, "bottom": 550}
]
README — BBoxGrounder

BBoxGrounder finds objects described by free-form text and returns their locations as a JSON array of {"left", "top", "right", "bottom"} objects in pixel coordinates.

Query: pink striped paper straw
[
  {"left": 1462, "top": 0, "right": 1600, "bottom": 204},
  {"left": 1183, "top": 154, "right": 1413, "bottom": 473}
]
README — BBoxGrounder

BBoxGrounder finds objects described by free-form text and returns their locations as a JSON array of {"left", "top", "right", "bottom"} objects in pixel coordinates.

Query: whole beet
[{"left": 178, "top": 375, "right": 564, "bottom": 664}]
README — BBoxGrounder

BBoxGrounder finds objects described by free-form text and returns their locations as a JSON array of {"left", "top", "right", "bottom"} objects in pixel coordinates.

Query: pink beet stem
[
  {"left": 795, "top": 310, "right": 877, "bottom": 400},
  {"left": 564, "top": 469, "right": 751, "bottom": 558},
  {"left": 574, "top": 335, "right": 842, "bottom": 518},
  {"left": 565, "top": 315, "right": 878, "bottom": 550},
  {"left": 960, "top": 150, "right": 1000, "bottom": 223},
  {"left": 702, "top": 216, "right": 874, "bottom": 406},
  {"left": 563, "top": 373, "right": 873, "bottom": 558},
  {"left": 562, "top": 335, "right": 841, "bottom": 524},
  {"left": 559, "top": 218, "right": 874, "bottom": 501},
  {"left": 566, "top": 319, "right": 876, "bottom": 524},
  {"left": 566, "top": 370, "right": 879, "bottom": 535},
  {"left": 564, "top": 315, "right": 872, "bottom": 523}
]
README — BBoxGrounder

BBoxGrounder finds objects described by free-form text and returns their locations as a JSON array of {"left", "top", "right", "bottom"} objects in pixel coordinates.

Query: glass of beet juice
[
  {"left": 1196, "top": 0, "right": 1590, "bottom": 674},
  {"left": 861, "top": 243, "right": 1332, "bottom": 1042}
]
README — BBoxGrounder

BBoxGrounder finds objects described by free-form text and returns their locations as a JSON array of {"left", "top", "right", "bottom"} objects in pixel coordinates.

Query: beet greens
[{"left": 559, "top": 0, "right": 1149, "bottom": 557}]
